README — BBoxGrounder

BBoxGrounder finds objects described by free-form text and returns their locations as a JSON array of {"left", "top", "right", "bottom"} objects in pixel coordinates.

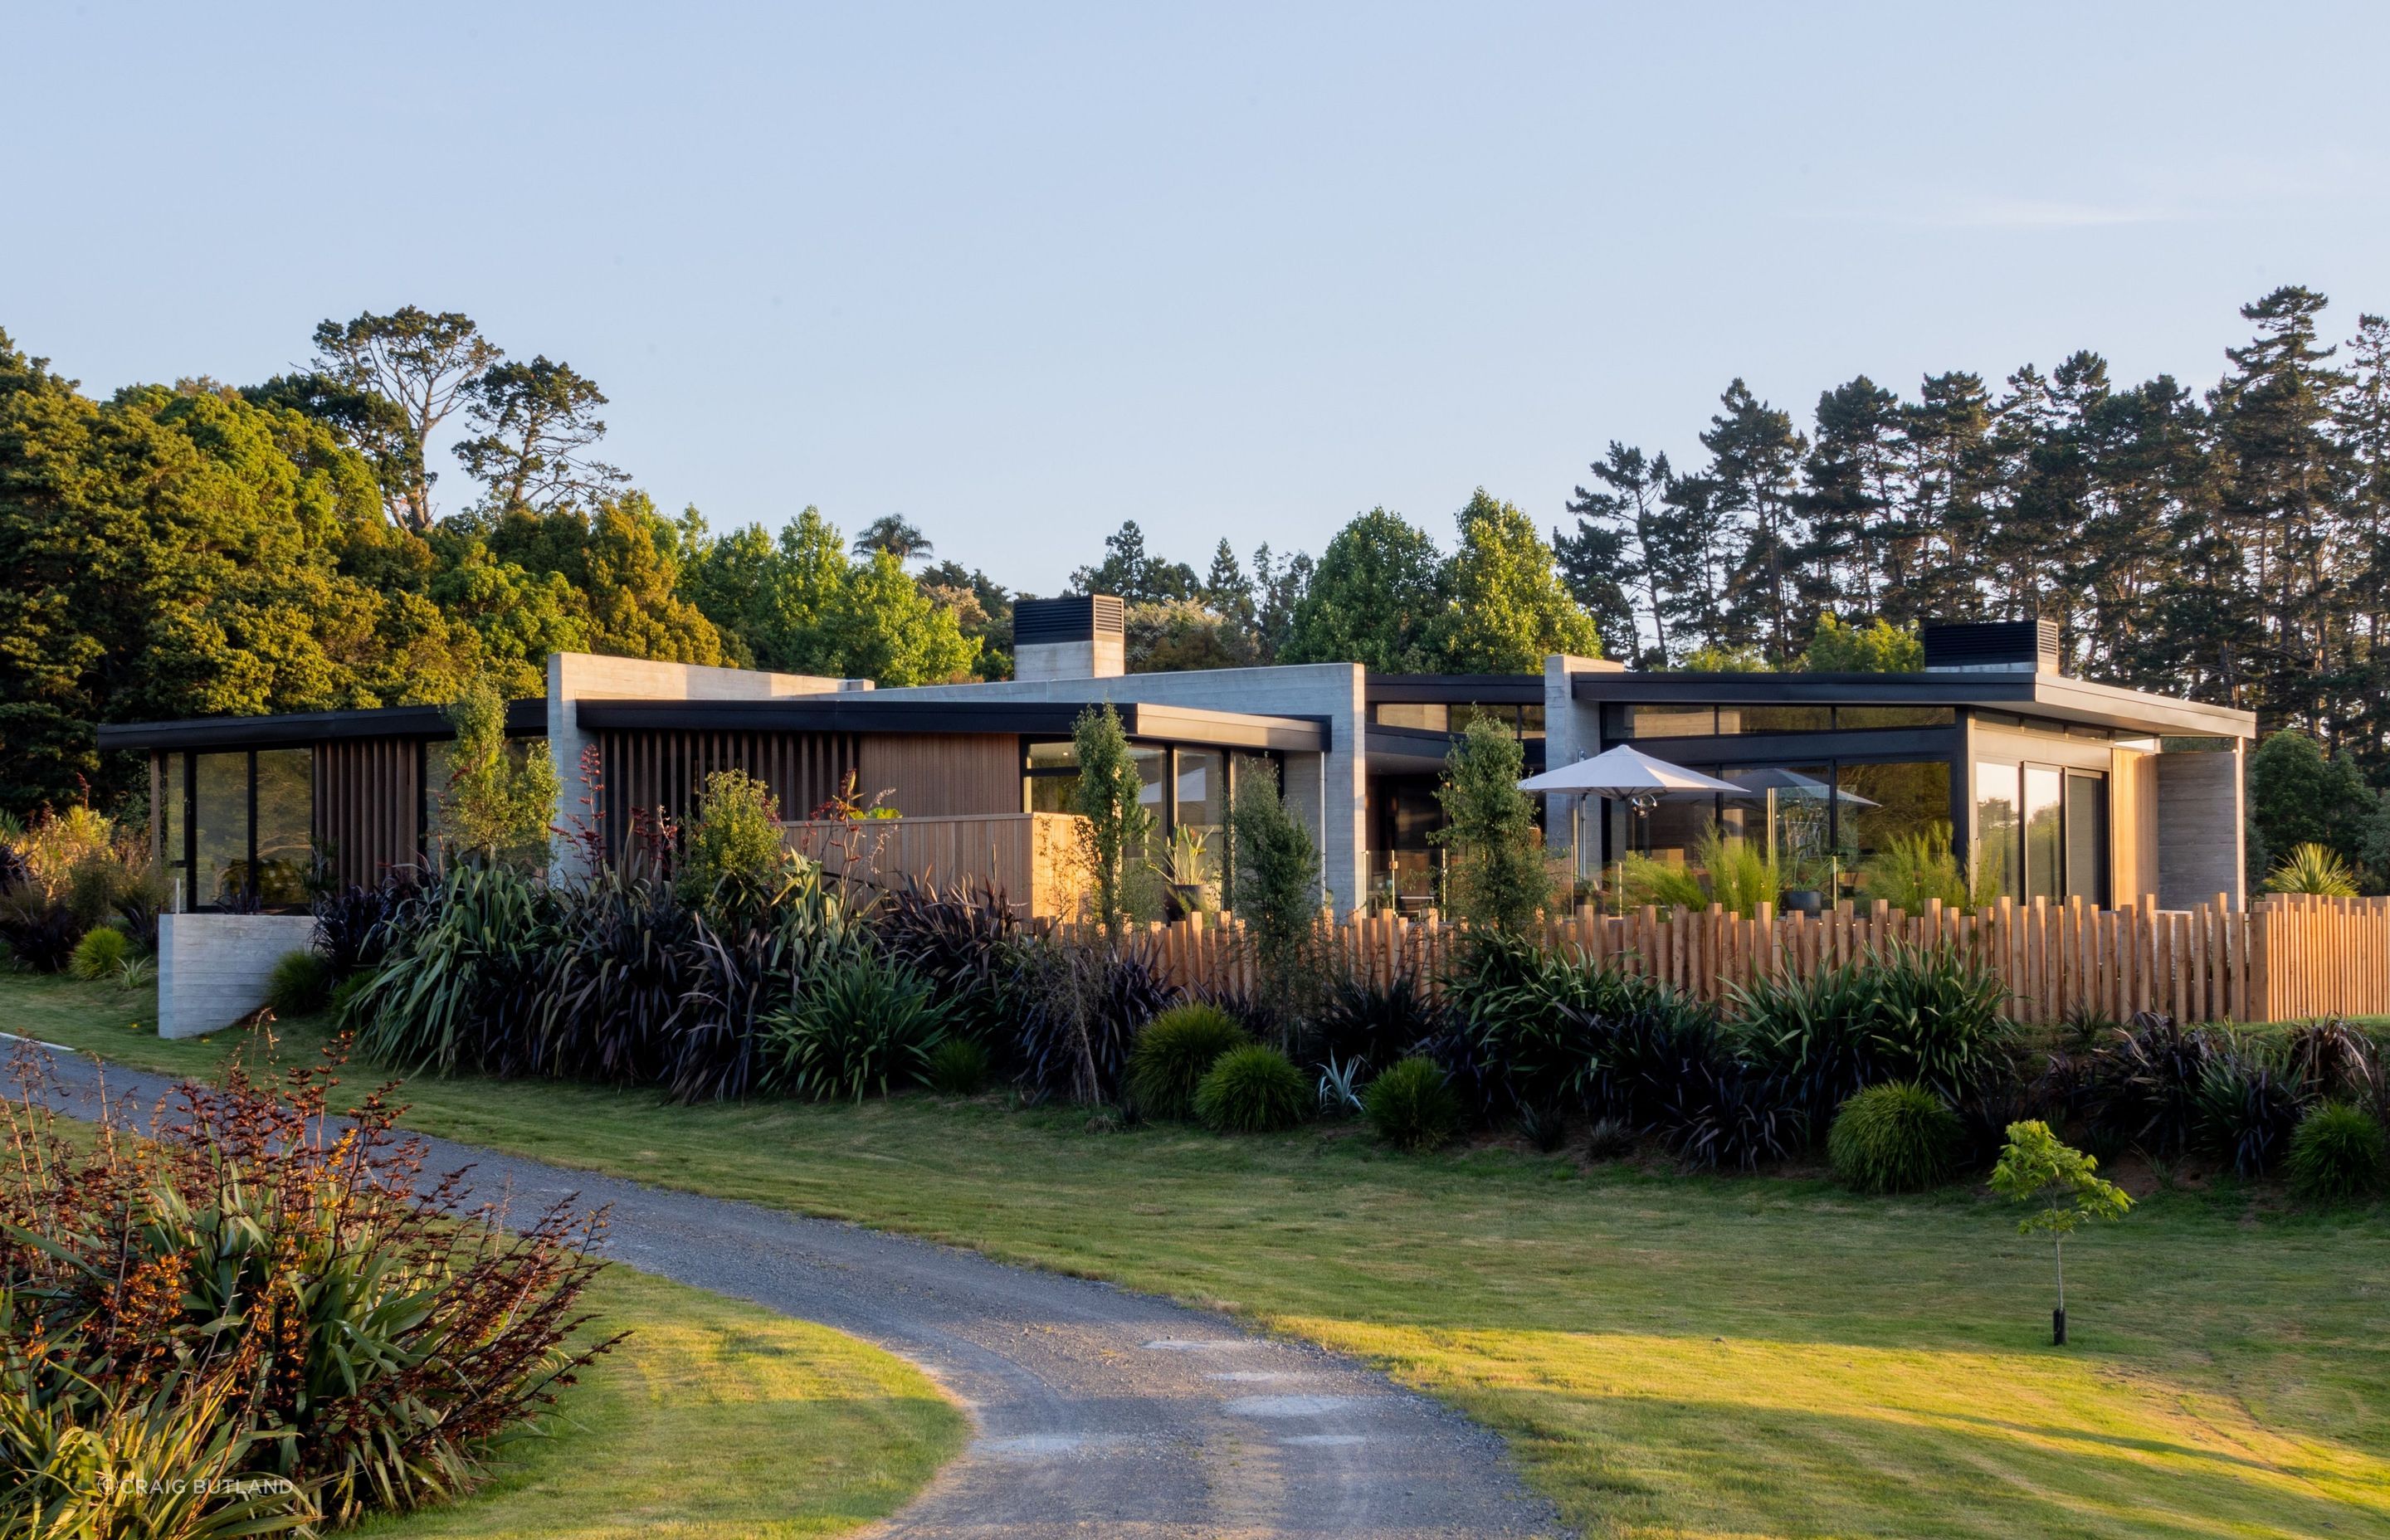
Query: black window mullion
[{"left": 246, "top": 749, "right": 260, "bottom": 906}]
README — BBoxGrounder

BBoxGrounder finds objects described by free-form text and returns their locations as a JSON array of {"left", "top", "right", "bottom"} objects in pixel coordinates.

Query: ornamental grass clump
[
  {"left": 2285, "top": 1101, "right": 2387, "bottom": 1205},
  {"left": 1828, "top": 1082, "right": 1963, "bottom": 1193},
  {"left": 66, "top": 924, "right": 129, "bottom": 982},
  {"left": 1193, "top": 1044, "right": 1310, "bottom": 1133},
  {"left": 1128, "top": 1003, "right": 1250, "bottom": 1120},
  {"left": 763, "top": 945, "right": 950, "bottom": 1102},
  {"left": 0, "top": 1046, "right": 615, "bottom": 1532},
  {"left": 926, "top": 1036, "right": 993, "bottom": 1097},
  {"left": 1365, "top": 1055, "right": 1463, "bottom": 1152},
  {"left": 265, "top": 948, "right": 334, "bottom": 1017}
]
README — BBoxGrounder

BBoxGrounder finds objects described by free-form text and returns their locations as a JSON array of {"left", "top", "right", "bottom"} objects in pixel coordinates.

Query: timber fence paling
[{"left": 1077, "top": 891, "right": 2390, "bottom": 1025}]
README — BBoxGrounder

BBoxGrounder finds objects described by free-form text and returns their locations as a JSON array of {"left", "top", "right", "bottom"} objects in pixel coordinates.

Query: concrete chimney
[
  {"left": 1013, "top": 595, "right": 1125, "bottom": 680},
  {"left": 1921, "top": 618, "right": 2060, "bottom": 675}
]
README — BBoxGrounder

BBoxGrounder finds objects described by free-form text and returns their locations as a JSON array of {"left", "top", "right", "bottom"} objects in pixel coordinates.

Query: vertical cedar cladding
[
  {"left": 595, "top": 729, "right": 861, "bottom": 854},
  {"left": 315, "top": 738, "right": 423, "bottom": 889}
]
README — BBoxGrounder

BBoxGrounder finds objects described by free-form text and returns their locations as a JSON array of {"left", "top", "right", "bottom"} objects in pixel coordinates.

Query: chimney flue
[{"left": 1013, "top": 595, "right": 1125, "bottom": 680}]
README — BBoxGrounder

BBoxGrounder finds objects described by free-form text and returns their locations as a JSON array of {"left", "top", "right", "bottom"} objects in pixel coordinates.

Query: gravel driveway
[{"left": 26, "top": 1041, "right": 1562, "bottom": 1539}]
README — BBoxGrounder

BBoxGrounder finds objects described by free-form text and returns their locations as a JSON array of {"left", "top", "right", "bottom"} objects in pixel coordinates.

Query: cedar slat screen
[
  {"left": 314, "top": 738, "right": 422, "bottom": 889},
  {"left": 597, "top": 729, "right": 860, "bottom": 856}
]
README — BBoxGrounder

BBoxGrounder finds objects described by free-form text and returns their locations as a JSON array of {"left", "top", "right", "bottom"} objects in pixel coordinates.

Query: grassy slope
[
  {"left": 7, "top": 979, "right": 967, "bottom": 1540},
  {"left": 17, "top": 972, "right": 2390, "bottom": 1539}
]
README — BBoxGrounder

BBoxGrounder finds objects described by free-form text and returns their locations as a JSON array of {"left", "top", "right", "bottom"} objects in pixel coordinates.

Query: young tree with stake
[{"left": 1990, "top": 1120, "right": 2132, "bottom": 1345}]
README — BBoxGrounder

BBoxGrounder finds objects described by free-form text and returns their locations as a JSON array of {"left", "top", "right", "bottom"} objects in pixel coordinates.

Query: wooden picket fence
[{"left": 1112, "top": 892, "right": 2390, "bottom": 1026}]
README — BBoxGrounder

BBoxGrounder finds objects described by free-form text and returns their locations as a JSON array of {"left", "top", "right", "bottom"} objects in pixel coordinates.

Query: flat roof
[
  {"left": 95, "top": 694, "right": 1329, "bottom": 755},
  {"left": 1364, "top": 673, "right": 1543, "bottom": 705},
  {"left": 577, "top": 697, "right": 1329, "bottom": 752},
  {"left": 96, "top": 699, "right": 548, "bottom": 753},
  {"left": 1569, "top": 669, "right": 2256, "bottom": 739}
]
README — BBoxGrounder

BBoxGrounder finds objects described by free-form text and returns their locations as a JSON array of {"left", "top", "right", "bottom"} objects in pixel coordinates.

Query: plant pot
[
  {"left": 1168, "top": 882, "right": 1207, "bottom": 919},
  {"left": 1779, "top": 888, "right": 1824, "bottom": 915}
]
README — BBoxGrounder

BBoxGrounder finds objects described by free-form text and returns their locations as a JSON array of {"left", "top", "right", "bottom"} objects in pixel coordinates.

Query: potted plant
[{"left": 1155, "top": 823, "right": 1214, "bottom": 919}]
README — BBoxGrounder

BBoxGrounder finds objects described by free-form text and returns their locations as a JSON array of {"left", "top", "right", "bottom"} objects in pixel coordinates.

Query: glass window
[
  {"left": 1974, "top": 761, "right": 2021, "bottom": 903},
  {"left": 1718, "top": 704, "right": 1832, "bottom": 734},
  {"left": 1836, "top": 705, "right": 1957, "bottom": 729},
  {"left": 1173, "top": 748, "right": 1226, "bottom": 881},
  {"left": 1026, "top": 741, "right": 1078, "bottom": 769},
  {"left": 1027, "top": 772, "right": 1080, "bottom": 814},
  {"left": 2024, "top": 764, "right": 2063, "bottom": 905},
  {"left": 1374, "top": 704, "right": 1448, "bottom": 732},
  {"left": 254, "top": 748, "right": 314, "bottom": 910},
  {"left": 1837, "top": 761, "right": 1953, "bottom": 885},
  {"left": 1722, "top": 765, "right": 1834, "bottom": 878},
  {"left": 1623, "top": 704, "right": 1716, "bottom": 738},
  {"left": 2066, "top": 772, "right": 2108, "bottom": 907},
  {"left": 158, "top": 753, "right": 189, "bottom": 905},
  {"left": 195, "top": 752, "right": 251, "bottom": 909}
]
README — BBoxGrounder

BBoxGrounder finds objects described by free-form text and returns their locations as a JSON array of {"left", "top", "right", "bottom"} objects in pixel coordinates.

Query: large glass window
[
  {"left": 2066, "top": 772, "right": 2109, "bottom": 907},
  {"left": 1173, "top": 748, "right": 1226, "bottom": 881},
  {"left": 1374, "top": 704, "right": 1447, "bottom": 731},
  {"left": 1836, "top": 762, "right": 1953, "bottom": 887},
  {"left": 1620, "top": 704, "right": 1716, "bottom": 738},
  {"left": 1836, "top": 705, "right": 1956, "bottom": 729},
  {"left": 254, "top": 748, "right": 314, "bottom": 909},
  {"left": 1718, "top": 704, "right": 1832, "bottom": 734},
  {"left": 194, "top": 753, "right": 252, "bottom": 909},
  {"left": 2024, "top": 764, "right": 2064, "bottom": 904},
  {"left": 158, "top": 753, "right": 191, "bottom": 908},
  {"left": 1974, "top": 761, "right": 2021, "bottom": 902},
  {"left": 1722, "top": 765, "right": 1833, "bottom": 879}
]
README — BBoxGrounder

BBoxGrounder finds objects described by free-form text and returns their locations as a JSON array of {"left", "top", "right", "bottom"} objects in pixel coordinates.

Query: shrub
[
  {"left": 2196, "top": 1044, "right": 2310, "bottom": 1176},
  {"left": 67, "top": 924, "right": 129, "bottom": 982},
  {"left": 265, "top": 948, "right": 334, "bottom": 1016},
  {"left": 874, "top": 880, "right": 1023, "bottom": 1046},
  {"left": 2285, "top": 1101, "right": 2388, "bottom": 1204},
  {"left": 763, "top": 947, "right": 950, "bottom": 1101},
  {"left": 345, "top": 862, "right": 555, "bottom": 1076},
  {"left": 2266, "top": 841, "right": 2360, "bottom": 898},
  {"left": 678, "top": 768, "right": 799, "bottom": 920},
  {"left": 1308, "top": 975, "right": 1445, "bottom": 1070},
  {"left": 1128, "top": 1003, "right": 1250, "bottom": 1119},
  {"left": 2085, "top": 1012, "right": 2213, "bottom": 1159},
  {"left": 437, "top": 677, "right": 559, "bottom": 865},
  {"left": 927, "top": 1036, "right": 993, "bottom": 1096},
  {"left": 1829, "top": 1082, "right": 1964, "bottom": 1193},
  {"left": 1228, "top": 763, "right": 1321, "bottom": 1006},
  {"left": 1431, "top": 714, "right": 1553, "bottom": 934},
  {"left": 1440, "top": 932, "right": 1695, "bottom": 1118},
  {"left": 1583, "top": 1115, "right": 1637, "bottom": 1160},
  {"left": 1194, "top": 1045, "right": 1310, "bottom": 1133},
  {"left": 0, "top": 891, "right": 86, "bottom": 972},
  {"left": 1009, "top": 933, "right": 1175, "bottom": 1104},
  {"left": 534, "top": 865, "right": 703, "bottom": 1084},
  {"left": 0, "top": 1055, "right": 612, "bottom": 1528},
  {"left": 1865, "top": 940, "right": 2018, "bottom": 1104},
  {"left": 1365, "top": 1056, "right": 1462, "bottom": 1152},
  {"left": 1856, "top": 823, "right": 1995, "bottom": 916},
  {"left": 313, "top": 872, "right": 421, "bottom": 977},
  {"left": 0, "top": 841, "right": 27, "bottom": 894}
]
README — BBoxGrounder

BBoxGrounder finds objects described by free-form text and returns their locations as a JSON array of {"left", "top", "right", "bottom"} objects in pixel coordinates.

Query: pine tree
[
  {"left": 1559, "top": 443, "right": 1672, "bottom": 665},
  {"left": 1699, "top": 382, "right": 1808, "bottom": 663}
]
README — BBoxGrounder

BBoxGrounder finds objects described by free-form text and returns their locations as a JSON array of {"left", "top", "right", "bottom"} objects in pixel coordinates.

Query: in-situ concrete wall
[{"left": 158, "top": 913, "right": 319, "bottom": 1040}]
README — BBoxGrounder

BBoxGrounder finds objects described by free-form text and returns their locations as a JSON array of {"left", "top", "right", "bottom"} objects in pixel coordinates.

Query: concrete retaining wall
[{"left": 157, "top": 913, "right": 319, "bottom": 1040}]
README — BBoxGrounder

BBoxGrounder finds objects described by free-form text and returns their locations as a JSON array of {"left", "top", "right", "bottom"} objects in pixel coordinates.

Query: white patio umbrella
[
  {"left": 1518, "top": 744, "right": 1746, "bottom": 804},
  {"left": 1520, "top": 746, "right": 1747, "bottom": 881}
]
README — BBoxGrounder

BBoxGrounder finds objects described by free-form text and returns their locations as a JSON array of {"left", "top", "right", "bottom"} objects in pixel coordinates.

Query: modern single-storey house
[{"left": 99, "top": 604, "right": 2256, "bottom": 916}]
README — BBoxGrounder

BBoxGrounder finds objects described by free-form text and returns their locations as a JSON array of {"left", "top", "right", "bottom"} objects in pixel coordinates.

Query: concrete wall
[
  {"left": 2157, "top": 744, "right": 2246, "bottom": 910},
  {"left": 157, "top": 913, "right": 318, "bottom": 1040},
  {"left": 861, "top": 663, "right": 1369, "bottom": 910},
  {"left": 546, "top": 652, "right": 870, "bottom": 879},
  {"left": 1541, "top": 653, "right": 1622, "bottom": 877}
]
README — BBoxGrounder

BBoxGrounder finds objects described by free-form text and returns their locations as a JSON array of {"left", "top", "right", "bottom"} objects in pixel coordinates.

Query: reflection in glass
[
  {"left": 1835, "top": 705, "right": 1957, "bottom": 729},
  {"left": 1722, "top": 765, "right": 1832, "bottom": 880},
  {"left": 254, "top": 748, "right": 314, "bottom": 909},
  {"left": 2066, "top": 772, "right": 2108, "bottom": 906},
  {"left": 1173, "top": 748, "right": 1226, "bottom": 880},
  {"left": 1374, "top": 704, "right": 1448, "bottom": 731},
  {"left": 1837, "top": 762, "right": 1951, "bottom": 878},
  {"left": 159, "top": 753, "right": 189, "bottom": 905},
  {"left": 195, "top": 753, "right": 251, "bottom": 908},
  {"left": 2024, "top": 764, "right": 2063, "bottom": 904},
  {"left": 1718, "top": 704, "right": 1832, "bottom": 734},
  {"left": 1975, "top": 761, "right": 2021, "bottom": 902},
  {"left": 1624, "top": 704, "right": 1715, "bottom": 738}
]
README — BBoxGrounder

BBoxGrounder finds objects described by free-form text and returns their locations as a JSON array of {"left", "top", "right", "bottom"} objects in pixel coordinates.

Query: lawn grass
[
  {"left": 17, "top": 970, "right": 2390, "bottom": 1538},
  {"left": 357, "top": 1266, "right": 965, "bottom": 1540}
]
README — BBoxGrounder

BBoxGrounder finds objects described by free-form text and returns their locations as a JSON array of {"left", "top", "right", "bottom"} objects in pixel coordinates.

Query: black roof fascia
[
  {"left": 1568, "top": 670, "right": 2253, "bottom": 739},
  {"left": 1364, "top": 673, "right": 1544, "bottom": 705},
  {"left": 95, "top": 699, "right": 546, "bottom": 753},
  {"left": 1365, "top": 724, "right": 1548, "bottom": 773},
  {"left": 574, "top": 697, "right": 1330, "bottom": 753}
]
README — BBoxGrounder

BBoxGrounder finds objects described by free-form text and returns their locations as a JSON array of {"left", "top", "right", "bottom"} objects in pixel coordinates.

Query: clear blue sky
[{"left": 12, "top": 3, "right": 2387, "bottom": 595}]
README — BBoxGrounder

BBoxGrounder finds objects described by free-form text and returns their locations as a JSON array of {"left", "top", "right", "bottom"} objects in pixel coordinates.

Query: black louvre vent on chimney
[
  {"left": 1014, "top": 595, "right": 1125, "bottom": 646},
  {"left": 1920, "top": 618, "right": 2060, "bottom": 673}
]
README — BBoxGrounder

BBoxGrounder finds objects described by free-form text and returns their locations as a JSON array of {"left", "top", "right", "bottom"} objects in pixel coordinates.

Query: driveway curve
[{"left": 27, "top": 1042, "right": 1561, "bottom": 1540}]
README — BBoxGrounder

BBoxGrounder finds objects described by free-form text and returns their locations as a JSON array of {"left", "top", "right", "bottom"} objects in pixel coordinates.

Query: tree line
[{"left": 7, "top": 285, "right": 2386, "bottom": 826}]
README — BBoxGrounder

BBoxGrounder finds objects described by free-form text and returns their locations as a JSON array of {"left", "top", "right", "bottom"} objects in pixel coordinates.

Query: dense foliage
[
  {"left": 0, "top": 1051, "right": 612, "bottom": 1533},
  {"left": 1828, "top": 1083, "right": 1964, "bottom": 1193},
  {"left": 1193, "top": 1045, "right": 1310, "bottom": 1133},
  {"left": 1127, "top": 1003, "right": 1249, "bottom": 1120}
]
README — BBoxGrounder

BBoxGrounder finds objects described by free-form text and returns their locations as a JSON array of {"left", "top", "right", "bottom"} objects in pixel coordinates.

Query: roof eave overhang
[
  {"left": 95, "top": 699, "right": 547, "bottom": 753},
  {"left": 574, "top": 697, "right": 1330, "bottom": 753},
  {"left": 1568, "top": 670, "right": 2254, "bottom": 739}
]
